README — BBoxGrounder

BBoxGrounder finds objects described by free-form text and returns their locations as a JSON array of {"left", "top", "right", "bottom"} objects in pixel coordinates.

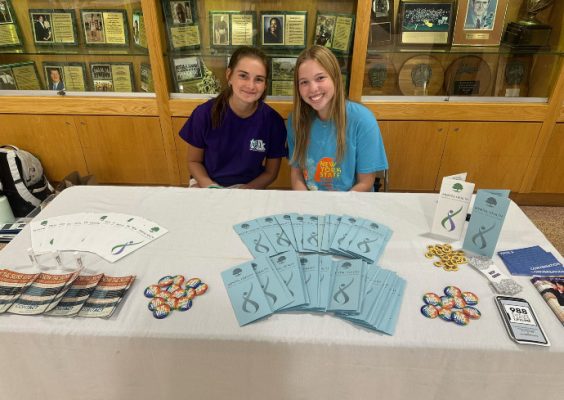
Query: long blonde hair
[{"left": 291, "top": 45, "right": 346, "bottom": 169}]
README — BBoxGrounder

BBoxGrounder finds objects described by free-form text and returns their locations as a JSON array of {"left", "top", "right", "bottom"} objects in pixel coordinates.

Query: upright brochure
[
  {"left": 431, "top": 174, "right": 475, "bottom": 240},
  {"left": 346, "top": 219, "right": 393, "bottom": 264},
  {"left": 289, "top": 214, "right": 305, "bottom": 252},
  {"left": 327, "top": 259, "right": 363, "bottom": 314},
  {"left": 269, "top": 249, "right": 308, "bottom": 310},
  {"left": 78, "top": 275, "right": 135, "bottom": 318},
  {"left": 273, "top": 213, "right": 299, "bottom": 251},
  {"left": 249, "top": 257, "right": 293, "bottom": 312},
  {"left": 47, "top": 273, "right": 104, "bottom": 317},
  {"left": 531, "top": 276, "right": 564, "bottom": 326},
  {"left": 233, "top": 218, "right": 277, "bottom": 258},
  {"left": 463, "top": 189, "right": 511, "bottom": 258},
  {"left": 329, "top": 215, "right": 357, "bottom": 256},
  {"left": 498, "top": 246, "right": 564, "bottom": 276},
  {"left": 317, "top": 255, "right": 334, "bottom": 311},
  {"left": 296, "top": 253, "right": 320, "bottom": 311},
  {"left": 257, "top": 216, "right": 293, "bottom": 254},
  {"left": 0, "top": 270, "right": 39, "bottom": 313},
  {"left": 8, "top": 271, "right": 80, "bottom": 315},
  {"left": 302, "top": 214, "right": 320, "bottom": 252},
  {"left": 221, "top": 262, "right": 272, "bottom": 326}
]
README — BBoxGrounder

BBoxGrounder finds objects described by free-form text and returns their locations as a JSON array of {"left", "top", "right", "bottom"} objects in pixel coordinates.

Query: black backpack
[{"left": 0, "top": 145, "right": 54, "bottom": 217}]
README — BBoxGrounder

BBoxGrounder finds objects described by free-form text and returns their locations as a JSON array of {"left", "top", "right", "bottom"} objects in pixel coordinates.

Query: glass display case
[{"left": 0, "top": 0, "right": 154, "bottom": 94}]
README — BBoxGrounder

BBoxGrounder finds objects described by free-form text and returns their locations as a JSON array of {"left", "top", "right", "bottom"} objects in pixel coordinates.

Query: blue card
[
  {"left": 297, "top": 253, "right": 320, "bottom": 311},
  {"left": 302, "top": 214, "right": 320, "bottom": 252},
  {"left": 317, "top": 255, "right": 334, "bottom": 311},
  {"left": 330, "top": 215, "right": 357, "bottom": 256},
  {"left": 274, "top": 213, "right": 299, "bottom": 251},
  {"left": 221, "top": 262, "right": 273, "bottom": 326},
  {"left": 346, "top": 219, "right": 393, "bottom": 264},
  {"left": 233, "top": 219, "right": 277, "bottom": 258},
  {"left": 257, "top": 216, "right": 294, "bottom": 254},
  {"left": 249, "top": 257, "right": 294, "bottom": 311},
  {"left": 289, "top": 214, "right": 305, "bottom": 252},
  {"left": 374, "top": 277, "right": 406, "bottom": 335},
  {"left": 463, "top": 190, "right": 511, "bottom": 258},
  {"left": 327, "top": 259, "right": 363, "bottom": 313},
  {"left": 317, "top": 216, "right": 326, "bottom": 253},
  {"left": 366, "top": 272, "right": 399, "bottom": 328},
  {"left": 269, "top": 249, "right": 308, "bottom": 310},
  {"left": 498, "top": 246, "right": 564, "bottom": 276}
]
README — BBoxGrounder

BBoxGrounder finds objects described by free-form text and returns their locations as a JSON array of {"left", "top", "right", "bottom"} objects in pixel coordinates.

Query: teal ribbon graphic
[
  {"left": 441, "top": 206, "right": 463, "bottom": 232},
  {"left": 333, "top": 279, "right": 354, "bottom": 304},
  {"left": 356, "top": 238, "right": 378, "bottom": 254},
  {"left": 261, "top": 277, "right": 277, "bottom": 305},
  {"left": 253, "top": 234, "right": 270, "bottom": 253},
  {"left": 111, "top": 240, "right": 143, "bottom": 255},
  {"left": 276, "top": 232, "right": 291, "bottom": 246},
  {"left": 242, "top": 283, "right": 259, "bottom": 313},
  {"left": 307, "top": 232, "right": 318, "bottom": 246},
  {"left": 283, "top": 272, "right": 294, "bottom": 296},
  {"left": 471, "top": 223, "right": 496, "bottom": 249}
]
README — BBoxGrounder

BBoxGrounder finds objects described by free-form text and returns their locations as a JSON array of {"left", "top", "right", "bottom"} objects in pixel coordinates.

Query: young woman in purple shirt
[{"left": 179, "top": 46, "right": 287, "bottom": 189}]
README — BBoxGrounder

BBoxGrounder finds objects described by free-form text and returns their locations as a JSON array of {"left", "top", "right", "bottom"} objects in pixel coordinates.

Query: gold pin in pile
[{"left": 425, "top": 244, "right": 467, "bottom": 271}]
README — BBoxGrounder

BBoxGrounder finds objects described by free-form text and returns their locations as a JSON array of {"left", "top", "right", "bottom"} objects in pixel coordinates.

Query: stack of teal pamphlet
[{"left": 223, "top": 215, "right": 406, "bottom": 335}]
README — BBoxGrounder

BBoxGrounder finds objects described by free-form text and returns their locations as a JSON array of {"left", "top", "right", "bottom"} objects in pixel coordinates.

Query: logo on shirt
[{"left": 249, "top": 139, "right": 266, "bottom": 152}]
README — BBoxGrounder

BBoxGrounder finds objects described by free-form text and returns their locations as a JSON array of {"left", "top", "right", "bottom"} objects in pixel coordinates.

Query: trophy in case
[{"left": 502, "top": 0, "right": 553, "bottom": 49}]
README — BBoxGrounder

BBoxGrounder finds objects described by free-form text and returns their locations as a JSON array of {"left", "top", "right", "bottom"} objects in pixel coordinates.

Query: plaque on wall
[
  {"left": 29, "top": 9, "right": 78, "bottom": 46},
  {"left": 90, "top": 62, "right": 134, "bottom": 92},
  {"left": 494, "top": 55, "right": 532, "bottom": 97},
  {"left": 363, "top": 55, "right": 398, "bottom": 95},
  {"left": 270, "top": 57, "right": 296, "bottom": 96},
  {"left": 0, "top": 62, "right": 41, "bottom": 90},
  {"left": 140, "top": 63, "right": 154, "bottom": 92},
  {"left": 369, "top": 0, "right": 394, "bottom": 47},
  {"left": 80, "top": 9, "right": 129, "bottom": 47},
  {"left": 452, "top": 0, "right": 508, "bottom": 46},
  {"left": 162, "top": 0, "right": 201, "bottom": 50},
  {"left": 0, "top": 0, "right": 23, "bottom": 48},
  {"left": 209, "top": 11, "right": 256, "bottom": 48},
  {"left": 132, "top": 10, "right": 148, "bottom": 49},
  {"left": 314, "top": 12, "right": 355, "bottom": 54},
  {"left": 398, "top": 0, "right": 455, "bottom": 45},
  {"left": 445, "top": 55, "right": 492, "bottom": 96},
  {"left": 261, "top": 11, "right": 307, "bottom": 49},
  {"left": 171, "top": 56, "right": 204, "bottom": 92},
  {"left": 398, "top": 55, "right": 444, "bottom": 95},
  {"left": 42, "top": 62, "right": 87, "bottom": 92}
]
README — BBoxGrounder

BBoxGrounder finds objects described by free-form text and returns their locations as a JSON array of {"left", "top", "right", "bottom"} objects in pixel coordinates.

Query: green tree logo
[{"left": 452, "top": 183, "right": 463, "bottom": 192}]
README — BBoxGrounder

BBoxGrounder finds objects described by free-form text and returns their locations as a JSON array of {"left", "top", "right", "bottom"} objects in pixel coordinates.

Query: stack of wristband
[
  {"left": 420, "top": 286, "right": 481, "bottom": 326},
  {"left": 144, "top": 275, "right": 208, "bottom": 319}
]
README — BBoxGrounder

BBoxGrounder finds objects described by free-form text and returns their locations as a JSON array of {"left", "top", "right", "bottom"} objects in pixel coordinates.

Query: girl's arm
[
  {"left": 351, "top": 172, "right": 377, "bottom": 192},
  {"left": 186, "top": 143, "right": 217, "bottom": 188},
  {"left": 290, "top": 166, "right": 308, "bottom": 190},
  {"left": 240, "top": 157, "right": 282, "bottom": 189}
]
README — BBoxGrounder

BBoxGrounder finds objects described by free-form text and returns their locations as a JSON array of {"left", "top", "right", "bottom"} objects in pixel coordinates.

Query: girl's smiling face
[{"left": 297, "top": 59, "right": 335, "bottom": 120}]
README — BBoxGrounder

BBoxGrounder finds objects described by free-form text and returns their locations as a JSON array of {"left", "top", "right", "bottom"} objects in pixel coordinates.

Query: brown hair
[
  {"left": 211, "top": 46, "right": 269, "bottom": 128},
  {"left": 291, "top": 45, "right": 346, "bottom": 169}
]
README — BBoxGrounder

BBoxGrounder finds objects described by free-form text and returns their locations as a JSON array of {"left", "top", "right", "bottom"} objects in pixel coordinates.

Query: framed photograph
[
  {"left": 261, "top": 11, "right": 306, "bottom": 49},
  {"left": 90, "top": 63, "right": 134, "bottom": 92},
  {"left": 0, "top": 65, "right": 17, "bottom": 90},
  {"left": 0, "top": 0, "right": 23, "bottom": 48},
  {"left": 452, "top": 0, "right": 508, "bottom": 46},
  {"left": 270, "top": 57, "right": 297, "bottom": 96},
  {"left": 209, "top": 11, "right": 256, "bottom": 48},
  {"left": 42, "top": 62, "right": 87, "bottom": 92},
  {"left": 172, "top": 56, "right": 204, "bottom": 92},
  {"left": 1, "top": 62, "right": 41, "bottom": 90},
  {"left": 132, "top": 10, "right": 148, "bottom": 49},
  {"left": 398, "top": 0, "right": 455, "bottom": 46},
  {"left": 369, "top": 0, "right": 394, "bottom": 47},
  {"left": 161, "top": 0, "right": 200, "bottom": 50},
  {"left": 314, "top": 12, "right": 355, "bottom": 54},
  {"left": 140, "top": 63, "right": 154, "bottom": 92},
  {"left": 30, "top": 9, "right": 78, "bottom": 46},
  {"left": 80, "top": 9, "right": 129, "bottom": 47}
]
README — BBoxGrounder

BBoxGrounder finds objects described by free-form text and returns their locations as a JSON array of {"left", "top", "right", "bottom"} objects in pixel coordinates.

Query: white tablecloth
[{"left": 0, "top": 186, "right": 562, "bottom": 400}]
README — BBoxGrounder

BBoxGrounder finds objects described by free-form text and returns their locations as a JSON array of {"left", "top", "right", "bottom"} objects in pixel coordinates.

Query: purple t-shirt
[{"left": 179, "top": 99, "right": 287, "bottom": 187}]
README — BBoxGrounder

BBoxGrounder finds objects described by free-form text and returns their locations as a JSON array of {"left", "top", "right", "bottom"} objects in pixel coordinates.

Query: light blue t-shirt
[{"left": 287, "top": 101, "right": 388, "bottom": 191}]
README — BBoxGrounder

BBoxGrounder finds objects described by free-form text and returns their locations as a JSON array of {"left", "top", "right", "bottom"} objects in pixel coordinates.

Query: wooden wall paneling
[
  {"left": 269, "top": 158, "right": 292, "bottom": 189},
  {"left": 531, "top": 123, "right": 564, "bottom": 193},
  {"left": 75, "top": 115, "right": 169, "bottom": 184},
  {"left": 379, "top": 121, "right": 448, "bottom": 191},
  {"left": 437, "top": 122, "right": 541, "bottom": 192},
  {"left": 348, "top": 0, "right": 371, "bottom": 101},
  {"left": 0, "top": 114, "right": 87, "bottom": 181}
]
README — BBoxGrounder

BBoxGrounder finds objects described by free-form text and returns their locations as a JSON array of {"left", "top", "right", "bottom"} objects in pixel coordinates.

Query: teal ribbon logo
[
  {"left": 333, "top": 279, "right": 354, "bottom": 304},
  {"left": 441, "top": 206, "right": 463, "bottom": 232},
  {"left": 471, "top": 223, "right": 496, "bottom": 249},
  {"left": 261, "top": 277, "right": 277, "bottom": 305},
  {"left": 111, "top": 240, "right": 143, "bottom": 255},
  {"left": 242, "top": 283, "right": 259, "bottom": 313},
  {"left": 276, "top": 232, "right": 291, "bottom": 246},
  {"left": 253, "top": 234, "right": 269, "bottom": 253},
  {"left": 356, "top": 238, "right": 378, "bottom": 253}
]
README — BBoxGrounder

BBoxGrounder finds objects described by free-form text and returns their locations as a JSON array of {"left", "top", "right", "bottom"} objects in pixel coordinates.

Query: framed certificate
[
  {"left": 209, "top": 11, "right": 256, "bottom": 48},
  {"left": 0, "top": 0, "right": 23, "bottom": 48},
  {"left": 42, "top": 62, "right": 87, "bottom": 92},
  {"left": 369, "top": 1, "right": 394, "bottom": 47},
  {"left": 90, "top": 63, "right": 135, "bottom": 92},
  {"left": 398, "top": 0, "right": 455, "bottom": 46},
  {"left": 452, "top": 0, "right": 508, "bottom": 46},
  {"left": 314, "top": 12, "right": 355, "bottom": 54},
  {"left": 261, "top": 11, "right": 307, "bottom": 49},
  {"left": 132, "top": 10, "right": 148, "bottom": 49},
  {"left": 0, "top": 62, "right": 41, "bottom": 90},
  {"left": 29, "top": 9, "right": 78, "bottom": 46},
  {"left": 162, "top": 0, "right": 200, "bottom": 50},
  {"left": 80, "top": 9, "right": 129, "bottom": 47},
  {"left": 171, "top": 56, "right": 204, "bottom": 92},
  {"left": 270, "top": 57, "right": 297, "bottom": 96},
  {"left": 140, "top": 63, "right": 154, "bottom": 92}
]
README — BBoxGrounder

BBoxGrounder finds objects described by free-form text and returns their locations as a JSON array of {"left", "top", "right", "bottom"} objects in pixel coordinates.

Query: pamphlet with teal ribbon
[{"left": 463, "top": 189, "right": 511, "bottom": 258}]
